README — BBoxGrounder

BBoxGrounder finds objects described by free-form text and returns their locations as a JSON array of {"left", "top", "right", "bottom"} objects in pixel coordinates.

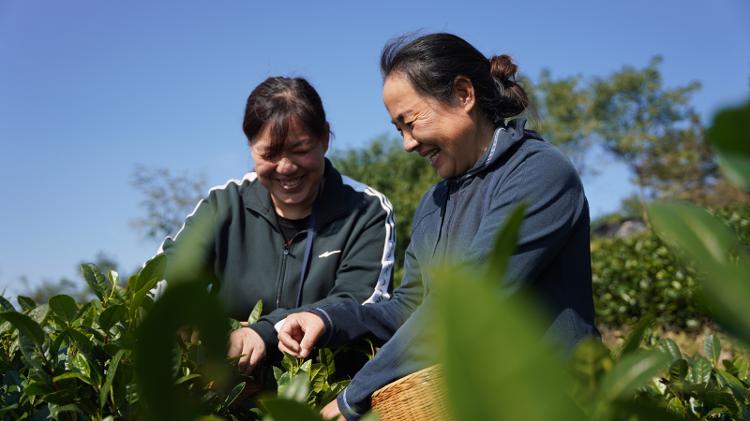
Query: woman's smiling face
[
  {"left": 251, "top": 117, "right": 328, "bottom": 219},
  {"left": 383, "top": 72, "right": 479, "bottom": 179}
]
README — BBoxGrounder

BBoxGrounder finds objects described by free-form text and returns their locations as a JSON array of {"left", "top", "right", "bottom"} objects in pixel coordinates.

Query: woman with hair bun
[{"left": 279, "top": 33, "right": 598, "bottom": 420}]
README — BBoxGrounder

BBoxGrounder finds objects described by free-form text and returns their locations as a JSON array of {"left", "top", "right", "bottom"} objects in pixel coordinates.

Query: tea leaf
[
  {"left": 99, "top": 304, "right": 127, "bottom": 332},
  {"left": 0, "top": 295, "right": 16, "bottom": 312},
  {"left": 100, "top": 349, "right": 127, "bottom": 409},
  {"left": 248, "top": 299, "right": 263, "bottom": 325},
  {"left": 668, "top": 359, "right": 688, "bottom": 381},
  {"left": 619, "top": 317, "right": 653, "bottom": 357},
  {"left": 129, "top": 255, "right": 166, "bottom": 313},
  {"left": 49, "top": 295, "right": 78, "bottom": 324},
  {"left": 690, "top": 356, "right": 712, "bottom": 384},
  {"left": 81, "top": 263, "right": 108, "bottom": 300},
  {"left": 484, "top": 203, "right": 526, "bottom": 281},
  {"left": 657, "top": 338, "right": 682, "bottom": 361},
  {"left": 611, "top": 398, "right": 685, "bottom": 421},
  {"left": 598, "top": 351, "right": 670, "bottom": 404},
  {"left": 222, "top": 382, "right": 246, "bottom": 408},
  {"left": 708, "top": 100, "right": 750, "bottom": 190},
  {"left": 17, "top": 296, "right": 37, "bottom": 312},
  {"left": 704, "top": 334, "right": 721, "bottom": 365},
  {"left": 0, "top": 311, "right": 46, "bottom": 348},
  {"left": 319, "top": 347, "right": 335, "bottom": 378},
  {"left": 53, "top": 371, "right": 93, "bottom": 386}
]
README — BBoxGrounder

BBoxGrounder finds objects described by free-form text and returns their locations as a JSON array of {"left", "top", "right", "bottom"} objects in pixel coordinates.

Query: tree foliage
[
  {"left": 332, "top": 136, "right": 439, "bottom": 279},
  {"left": 130, "top": 165, "right": 207, "bottom": 242},
  {"left": 528, "top": 57, "right": 746, "bottom": 208}
]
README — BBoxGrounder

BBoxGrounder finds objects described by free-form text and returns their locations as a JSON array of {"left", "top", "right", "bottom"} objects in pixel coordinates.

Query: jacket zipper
[
  {"left": 274, "top": 230, "right": 308, "bottom": 309},
  {"left": 275, "top": 245, "right": 289, "bottom": 308}
]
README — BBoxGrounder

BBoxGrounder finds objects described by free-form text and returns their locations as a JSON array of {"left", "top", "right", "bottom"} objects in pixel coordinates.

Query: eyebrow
[
  {"left": 286, "top": 137, "right": 312, "bottom": 148},
  {"left": 391, "top": 113, "right": 408, "bottom": 126}
]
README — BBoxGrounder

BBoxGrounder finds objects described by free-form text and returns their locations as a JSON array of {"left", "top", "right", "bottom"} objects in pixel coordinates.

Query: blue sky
[{"left": 1, "top": 0, "right": 748, "bottom": 297}]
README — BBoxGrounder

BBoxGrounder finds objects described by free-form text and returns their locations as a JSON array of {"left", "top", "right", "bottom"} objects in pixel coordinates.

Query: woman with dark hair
[
  {"left": 154, "top": 76, "right": 395, "bottom": 376},
  {"left": 278, "top": 33, "right": 598, "bottom": 420}
]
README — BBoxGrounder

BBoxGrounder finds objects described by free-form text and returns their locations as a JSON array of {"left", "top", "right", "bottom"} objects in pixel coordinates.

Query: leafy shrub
[
  {"left": 591, "top": 205, "right": 750, "bottom": 330},
  {"left": 591, "top": 231, "right": 705, "bottom": 329},
  {"left": 0, "top": 259, "right": 352, "bottom": 420}
]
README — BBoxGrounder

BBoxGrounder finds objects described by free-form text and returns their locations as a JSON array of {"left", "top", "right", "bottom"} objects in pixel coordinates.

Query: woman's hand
[
  {"left": 277, "top": 312, "right": 325, "bottom": 358},
  {"left": 227, "top": 327, "right": 266, "bottom": 375},
  {"left": 320, "top": 399, "right": 344, "bottom": 420}
]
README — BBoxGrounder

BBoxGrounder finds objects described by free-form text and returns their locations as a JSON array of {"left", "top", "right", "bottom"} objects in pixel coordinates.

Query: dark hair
[
  {"left": 380, "top": 33, "right": 529, "bottom": 124},
  {"left": 242, "top": 77, "right": 329, "bottom": 158}
]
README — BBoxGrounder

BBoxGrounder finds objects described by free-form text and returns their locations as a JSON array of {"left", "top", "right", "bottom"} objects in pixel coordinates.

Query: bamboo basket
[{"left": 370, "top": 365, "right": 449, "bottom": 421}]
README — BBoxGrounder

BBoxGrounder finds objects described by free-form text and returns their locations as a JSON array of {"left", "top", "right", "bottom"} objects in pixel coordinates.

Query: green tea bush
[
  {"left": 0, "top": 259, "right": 352, "bottom": 420},
  {"left": 591, "top": 205, "right": 750, "bottom": 330},
  {"left": 591, "top": 232, "right": 705, "bottom": 329}
]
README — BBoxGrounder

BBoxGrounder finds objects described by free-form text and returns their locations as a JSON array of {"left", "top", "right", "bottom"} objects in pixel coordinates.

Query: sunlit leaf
[
  {"left": 657, "top": 338, "right": 682, "bottom": 361},
  {"left": 247, "top": 299, "right": 263, "bottom": 325},
  {"left": 704, "top": 334, "right": 721, "bottom": 365},
  {"left": 53, "top": 371, "right": 93, "bottom": 386},
  {"left": 81, "top": 263, "right": 108, "bottom": 300},
  {"left": 175, "top": 373, "right": 201, "bottom": 385},
  {"left": 222, "top": 382, "right": 246, "bottom": 409},
  {"left": 100, "top": 349, "right": 126, "bottom": 409},
  {"left": 690, "top": 356, "right": 712, "bottom": 384}
]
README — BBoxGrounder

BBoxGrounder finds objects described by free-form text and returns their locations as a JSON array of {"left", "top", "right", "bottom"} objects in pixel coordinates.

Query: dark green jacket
[{"left": 157, "top": 159, "right": 395, "bottom": 349}]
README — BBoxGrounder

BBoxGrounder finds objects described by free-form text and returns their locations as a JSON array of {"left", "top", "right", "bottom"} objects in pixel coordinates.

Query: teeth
[
  {"left": 279, "top": 176, "right": 303, "bottom": 190},
  {"left": 426, "top": 150, "right": 439, "bottom": 163}
]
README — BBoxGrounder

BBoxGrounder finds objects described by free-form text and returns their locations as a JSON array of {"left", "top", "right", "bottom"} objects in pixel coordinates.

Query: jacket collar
[
  {"left": 452, "top": 118, "right": 540, "bottom": 182},
  {"left": 242, "top": 158, "right": 347, "bottom": 229}
]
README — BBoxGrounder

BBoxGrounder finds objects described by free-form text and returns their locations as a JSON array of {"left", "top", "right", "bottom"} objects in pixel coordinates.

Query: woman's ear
[{"left": 452, "top": 75, "right": 476, "bottom": 112}]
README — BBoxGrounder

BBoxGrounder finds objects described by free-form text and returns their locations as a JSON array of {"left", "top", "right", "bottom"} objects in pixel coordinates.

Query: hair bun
[{"left": 489, "top": 54, "right": 518, "bottom": 83}]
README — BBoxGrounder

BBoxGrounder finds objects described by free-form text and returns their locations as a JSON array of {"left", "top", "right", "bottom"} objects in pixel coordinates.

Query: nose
[
  {"left": 276, "top": 156, "right": 297, "bottom": 174},
  {"left": 402, "top": 133, "right": 420, "bottom": 153}
]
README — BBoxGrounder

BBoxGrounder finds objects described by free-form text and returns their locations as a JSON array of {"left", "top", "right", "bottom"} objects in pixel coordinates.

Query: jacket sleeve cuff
[
  {"left": 248, "top": 320, "right": 278, "bottom": 350},
  {"left": 308, "top": 307, "right": 334, "bottom": 346},
  {"left": 337, "top": 388, "right": 369, "bottom": 421}
]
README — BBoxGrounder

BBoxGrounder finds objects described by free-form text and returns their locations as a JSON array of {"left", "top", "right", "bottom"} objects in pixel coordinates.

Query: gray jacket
[{"left": 311, "top": 119, "right": 598, "bottom": 420}]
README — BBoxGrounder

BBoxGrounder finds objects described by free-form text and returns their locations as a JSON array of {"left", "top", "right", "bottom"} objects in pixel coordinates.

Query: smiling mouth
[
  {"left": 425, "top": 149, "right": 440, "bottom": 165},
  {"left": 277, "top": 175, "right": 304, "bottom": 190}
]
